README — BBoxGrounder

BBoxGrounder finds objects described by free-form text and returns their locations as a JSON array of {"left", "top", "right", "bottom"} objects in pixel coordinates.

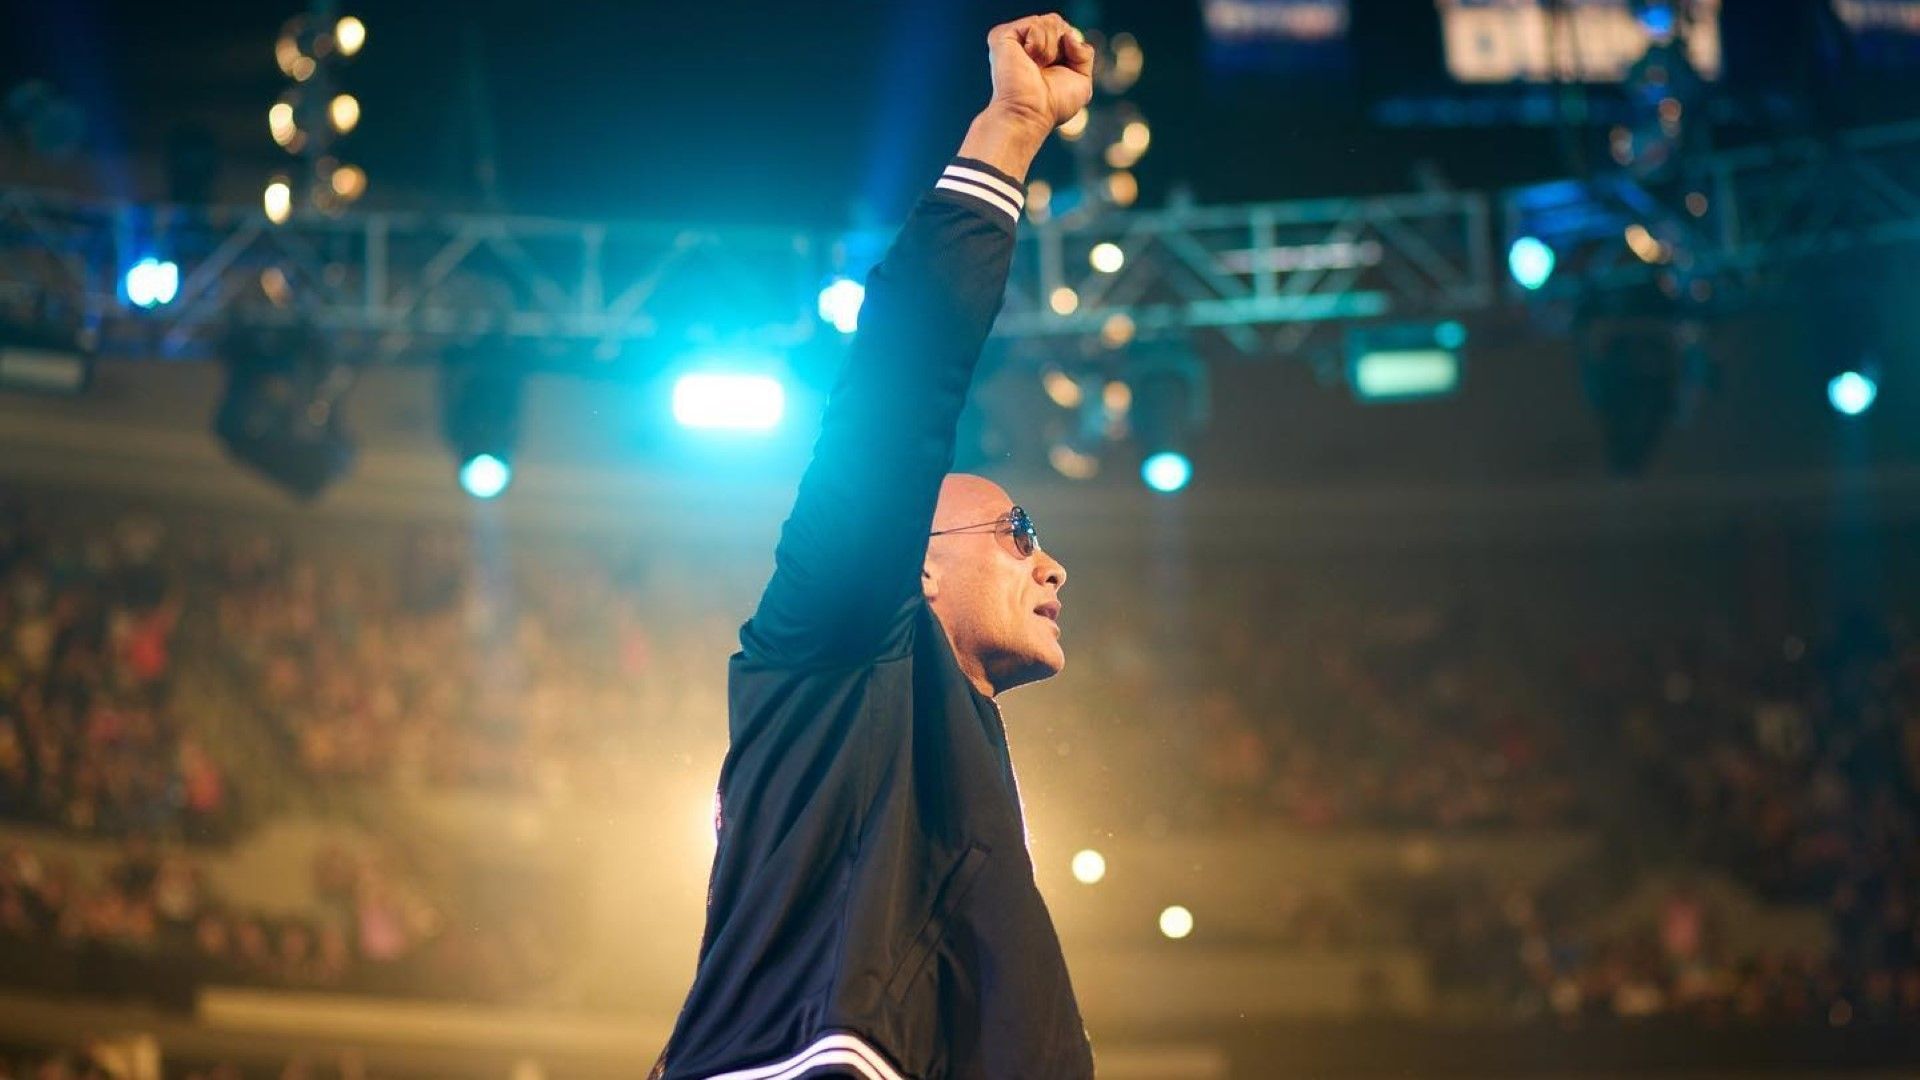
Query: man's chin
[{"left": 1022, "top": 642, "right": 1068, "bottom": 682}]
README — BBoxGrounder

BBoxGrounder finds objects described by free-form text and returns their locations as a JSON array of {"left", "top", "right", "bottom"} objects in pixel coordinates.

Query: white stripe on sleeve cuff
[{"left": 935, "top": 163, "right": 1026, "bottom": 224}]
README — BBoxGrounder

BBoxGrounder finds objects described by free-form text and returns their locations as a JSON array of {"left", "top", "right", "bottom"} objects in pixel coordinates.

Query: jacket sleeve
[{"left": 740, "top": 157, "right": 1026, "bottom": 668}]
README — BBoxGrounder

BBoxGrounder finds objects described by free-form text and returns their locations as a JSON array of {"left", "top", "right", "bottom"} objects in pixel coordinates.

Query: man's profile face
[{"left": 923, "top": 474, "right": 1068, "bottom": 695}]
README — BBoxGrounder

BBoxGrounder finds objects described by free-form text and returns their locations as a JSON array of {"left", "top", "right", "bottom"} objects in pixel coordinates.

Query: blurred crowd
[
  {"left": 0, "top": 504, "right": 227, "bottom": 839},
  {"left": 0, "top": 836, "right": 554, "bottom": 1003},
  {"left": 2, "top": 493, "right": 1918, "bottom": 1023},
  {"left": 0, "top": 1043, "right": 373, "bottom": 1080},
  {"left": 201, "top": 519, "right": 737, "bottom": 796}
]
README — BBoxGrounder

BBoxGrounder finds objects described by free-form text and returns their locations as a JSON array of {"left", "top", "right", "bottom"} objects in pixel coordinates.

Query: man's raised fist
[{"left": 985, "top": 13, "right": 1096, "bottom": 135}]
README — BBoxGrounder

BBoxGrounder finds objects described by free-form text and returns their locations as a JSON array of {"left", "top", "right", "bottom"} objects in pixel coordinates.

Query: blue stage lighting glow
[
  {"left": 125, "top": 257, "right": 180, "bottom": 308},
  {"left": 1141, "top": 451, "right": 1192, "bottom": 493},
  {"left": 672, "top": 372, "right": 786, "bottom": 432},
  {"left": 1828, "top": 371, "right": 1878, "bottom": 417},
  {"left": 817, "top": 277, "right": 865, "bottom": 334},
  {"left": 459, "top": 453, "right": 512, "bottom": 498},
  {"left": 1637, "top": 2, "right": 1675, "bottom": 38},
  {"left": 1507, "top": 237, "right": 1554, "bottom": 291}
]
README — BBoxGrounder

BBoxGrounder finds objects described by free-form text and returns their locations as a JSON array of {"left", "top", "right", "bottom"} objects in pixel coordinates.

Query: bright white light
[
  {"left": 1829, "top": 371, "right": 1878, "bottom": 417},
  {"left": 335, "top": 16, "right": 367, "bottom": 57},
  {"left": 1142, "top": 451, "right": 1191, "bottom": 494},
  {"left": 1159, "top": 904, "right": 1194, "bottom": 939},
  {"left": 817, "top": 277, "right": 865, "bottom": 334},
  {"left": 672, "top": 372, "right": 786, "bottom": 432},
  {"left": 268, "top": 101, "right": 298, "bottom": 147},
  {"left": 1090, "top": 242, "right": 1125, "bottom": 274},
  {"left": 124, "top": 257, "right": 180, "bottom": 308},
  {"left": 1070, "top": 849, "right": 1106, "bottom": 884},
  {"left": 264, "top": 179, "right": 293, "bottom": 224},
  {"left": 1507, "top": 236, "right": 1554, "bottom": 290},
  {"left": 459, "top": 453, "right": 512, "bottom": 498},
  {"left": 329, "top": 93, "right": 360, "bottom": 134}
]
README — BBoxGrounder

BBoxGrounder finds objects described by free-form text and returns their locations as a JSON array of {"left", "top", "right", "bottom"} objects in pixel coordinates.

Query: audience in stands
[
  {"left": 3, "top": 494, "right": 1919, "bottom": 1023},
  {"left": 0, "top": 502, "right": 228, "bottom": 840}
]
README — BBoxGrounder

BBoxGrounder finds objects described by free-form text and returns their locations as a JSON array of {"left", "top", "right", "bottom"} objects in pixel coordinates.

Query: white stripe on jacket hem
[{"left": 701, "top": 1032, "right": 906, "bottom": 1080}]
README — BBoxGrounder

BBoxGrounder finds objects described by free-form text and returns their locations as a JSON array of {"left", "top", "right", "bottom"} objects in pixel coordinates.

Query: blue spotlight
[
  {"left": 1636, "top": 2, "right": 1676, "bottom": 39},
  {"left": 124, "top": 257, "right": 180, "bottom": 308},
  {"left": 1141, "top": 451, "right": 1192, "bottom": 494},
  {"left": 458, "top": 453, "right": 512, "bottom": 498},
  {"left": 1507, "top": 237, "right": 1555, "bottom": 291},
  {"left": 1828, "top": 371, "right": 1878, "bottom": 417},
  {"left": 817, "top": 277, "right": 866, "bottom": 334},
  {"left": 672, "top": 372, "right": 786, "bottom": 433}
]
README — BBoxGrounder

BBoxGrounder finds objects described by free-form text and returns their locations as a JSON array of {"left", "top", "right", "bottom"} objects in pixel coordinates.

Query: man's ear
[{"left": 921, "top": 559, "right": 940, "bottom": 602}]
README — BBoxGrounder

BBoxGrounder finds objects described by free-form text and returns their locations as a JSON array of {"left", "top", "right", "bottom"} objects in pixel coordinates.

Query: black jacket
[{"left": 653, "top": 158, "right": 1094, "bottom": 1080}]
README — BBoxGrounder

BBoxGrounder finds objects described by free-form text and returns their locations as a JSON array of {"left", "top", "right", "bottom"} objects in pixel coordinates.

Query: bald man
[{"left": 651, "top": 14, "right": 1095, "bottom": 1080}]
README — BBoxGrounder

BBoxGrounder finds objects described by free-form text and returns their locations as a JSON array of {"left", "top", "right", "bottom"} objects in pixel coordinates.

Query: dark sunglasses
[{"left": 928, "top": 505, "right": 1039, "bottom": 558}]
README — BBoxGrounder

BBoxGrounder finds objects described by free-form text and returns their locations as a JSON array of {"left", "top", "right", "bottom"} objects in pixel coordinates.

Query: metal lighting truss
[
  {"left": 1500, "top": 120, "right": 1920, "bottom": 303},
  {"left": 0, "top": 184, "right": 1491, "bottom": 363},
  {"left": 1000, "top": 191, "right": 1493, "bottom": 356},
  {"left": 0, "top": 188, "right": 827, "bottom": 363},
  {"left": 6, "top": 120, "right": 1919, "bottom": 364}
]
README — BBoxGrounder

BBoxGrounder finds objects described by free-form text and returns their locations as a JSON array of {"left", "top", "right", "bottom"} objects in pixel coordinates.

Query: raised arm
[{"left": 742, "top": 14, "right": 1093, "bottom": 667}]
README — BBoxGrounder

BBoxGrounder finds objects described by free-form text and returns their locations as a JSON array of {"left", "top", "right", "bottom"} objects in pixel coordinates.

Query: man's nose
[{"left": 1035, "top": 552, "right": 1065, "bottom": 590}]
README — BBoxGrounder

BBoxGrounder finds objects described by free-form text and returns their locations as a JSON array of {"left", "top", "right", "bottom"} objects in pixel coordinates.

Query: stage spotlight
[
  {"left": 441, "top": 345, "right": 523, "bottom": 497},
  {"left": 1634, "top": 0, "right": 1676, "bottom": 40},
  {"left": 817, "top": 277, "right": 865, "bottom": 334},
  {"left": 329, "top": 163, "right": 367, "bottom": 202},
  {"left": 1070, "top": 849, "right": 1106, "bottom": 885},
  {"left": 275, "top": 18, "right": 316, "bottom": 81},
  {"left": 1159, "top": 905, "right": 1194, "bottom": 940},
  {"left": 335, "top": 16, "right": 366, "bottom": 57},
  {"left": 328, "top": 93, "right": 360, "bottom": 135},
  {"left": 123, "top": 257, "right": 179, "bottom": 309},
  {"left": 214, "top": 323, "right": 356, "bottom": 500},
  {"left": 1049, "top": 287, "right": 1080, "bottom": 316},
  {"left": 1131, "top": 346, "right": 1205, "bottom": 492},
  {"left": 1829, "top": 370, "right": 1878, "bottom": 417},
  {"left": 1507, "top": 236, "right": 1555, "bottom": 290},
  {"left": 268, "top": 100, "right": 299, "bottom": 148},
  {"left": 458, "top": 453, "right": 512, "bottom": 499},
  {"left": 1624, "top": 223, "right": 1667, "bottom": 264},
  {"left": 1042, "top": 368, "right": 1084, "bottom": 409},
  {"left": 1090, "top": 242, "right": 1125, "bottom": 274},
  {"left": 264, "top": 177, "right": 293, "bottom": 224},
  {"left": 1142, "top": 451, "right": 1191, "bottom": 493},
  {"left": 672, "top": 372, "right": 785, "bottom": 433}
]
